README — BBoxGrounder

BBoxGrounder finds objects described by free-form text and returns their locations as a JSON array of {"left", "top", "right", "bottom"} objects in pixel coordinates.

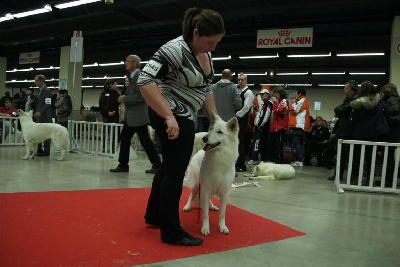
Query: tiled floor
[{"left": 1, "top": 146, "right": 400, "bottom": 267}]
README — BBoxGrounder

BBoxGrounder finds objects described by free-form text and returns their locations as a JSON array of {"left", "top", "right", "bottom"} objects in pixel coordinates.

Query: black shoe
[
  {"left": 145, "top": 167, "right": 159, "bottom": 174},
  {"left": 36, "top": 152, "right": 49, "bottom": 156},
  {"left": 109, "top": 166, "right": 129, "bottom": 172},
  {"left": 324, "top": 165, "right": 333, "bottom": 170},
  {"left": 327, "top": 175, "right": 335, "bottom": 181},
  {"left": 162, "top": 235, "right": 203, "bottom": 246}
]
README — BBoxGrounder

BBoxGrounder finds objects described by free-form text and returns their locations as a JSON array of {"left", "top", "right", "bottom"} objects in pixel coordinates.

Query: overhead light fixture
[
  {"left": 245, "top": 73, "right": 267, "bottom": 76},
  {"left": 141, "top": 61, "right": 149, "bottom": 64},
  {"left": 213, "top": 56, "right": 231, "bottom": 61},
  {"left": 276, "top": 72, "right": 308, "bottom": 75},
  {"left": 337, "top": 52, "right": 384, "bottom": 57},
  {"left": 318, "top": 84, "right": 345, "bottom": 87},
  {"left": 83, "top": 62, "right": 99, "bottom": 67},
  {"left": 239, "top": 54, "right": 279, "bottom": 59},
  {"left": 287, "top": 84, "right": 312, "bottom": 87},
  {"left": 0, "top": 13, "right": 14, "bottom": 22},
  {"left": 98, "top": 61, "right": 124, "bottom": 66},
  {"left": 55, "top": 0, "right": 101, "bottom": 9},
  {"left": 312, "top": 71, "right": 345, "bottom": 75},
  {"left": 36, "top": 66, "right": 59, "bottom": 70},
  {"left": 348, "top": 72, "right": 386, "bottom": 75},
  {"left": 261, "top": 83, "right": 285, "bottom": 86},
  {"left": 13, "top": 5, "right": 52, "bottom": 18},
  {"left": 287, "top": 52, "right": 331, "bottom": 58}
]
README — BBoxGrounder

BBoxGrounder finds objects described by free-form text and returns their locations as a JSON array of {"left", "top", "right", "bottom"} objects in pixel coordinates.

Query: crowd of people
[{"left": 1, "top": 7, "right": 399, "bottom": 248}]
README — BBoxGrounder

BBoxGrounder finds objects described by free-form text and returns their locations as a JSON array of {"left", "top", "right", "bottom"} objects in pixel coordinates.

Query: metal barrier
[
  {"left": 0, "top": 116, "right": 25, "bottom": 146},
  {"left": 69, "top": 120, "right": 123, "bottom": 157},
  {"left": 335, "top": 139, "right": 400, "bottom": 194}
]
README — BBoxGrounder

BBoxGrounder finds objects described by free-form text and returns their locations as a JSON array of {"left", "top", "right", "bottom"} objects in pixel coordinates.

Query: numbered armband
[{"left": 141, "top": 55, "right": 169, "bottom": 79}]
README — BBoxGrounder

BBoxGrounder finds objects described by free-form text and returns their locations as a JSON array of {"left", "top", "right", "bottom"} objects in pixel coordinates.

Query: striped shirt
[{"left": 137, "top": 36, "right": 214, "bottom": 121}]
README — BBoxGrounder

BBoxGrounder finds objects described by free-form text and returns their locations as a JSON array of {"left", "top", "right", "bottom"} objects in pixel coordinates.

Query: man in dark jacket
[
  {"left": 328, "top": 80, "right": 358, "bottom": 180},
  {"left": 110, "top": 55, "right": 161, "bottom": 174},
  {"left": 33, "top": 74, "right": 53, "bottom": 156}
]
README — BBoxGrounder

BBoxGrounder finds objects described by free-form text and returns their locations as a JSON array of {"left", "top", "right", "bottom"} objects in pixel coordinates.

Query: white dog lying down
[
  {"left": 244, "top": 162, "right": 295, "bottom": 180},
  {"left": 19, "top": 110, "right": 70, "bottom": 161},
  {"left": 183, "top": 111, "right": 239, "bottom": 236}
]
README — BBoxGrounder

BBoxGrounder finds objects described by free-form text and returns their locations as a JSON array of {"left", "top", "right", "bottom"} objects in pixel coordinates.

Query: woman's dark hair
[
  {"left": 182, "top": 7, "right": 225, "bottom": 42},
  {"left": 274, "top": 86, "right": 287, "bottom": 99},
  {"left": 380, "top": 83, "right": 399, "bottom": 97},
  {"left": 104, "top": 79, "right": 116, "bottom": 90},
  {"left": 358, "top": 80, "right": 378, "bottom": 98}
]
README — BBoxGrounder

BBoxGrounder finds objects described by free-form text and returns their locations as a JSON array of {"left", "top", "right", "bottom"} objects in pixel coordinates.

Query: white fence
[
  {"left": 0, "top": 116, "right": 25, "bottom": 145},
  {"left": 335, "top": 139, "right": 400, "bottom": 194},
  {"left": 69, "top": 120, "right": 123, "bottom": 157},
  {"left": 0, "top": 116, "right": 124, "bottom": 157}
]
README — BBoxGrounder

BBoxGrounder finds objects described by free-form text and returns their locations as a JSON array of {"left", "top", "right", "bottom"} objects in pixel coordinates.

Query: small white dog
[
  {"left": 19, "top": 110, "right": 70, "bottom": 161},
  {"left": 183, "top": 111, "right": 239, "bottom": 236},
  {"left": 244, "top": 162, "right": 295, "bottom": 180}
]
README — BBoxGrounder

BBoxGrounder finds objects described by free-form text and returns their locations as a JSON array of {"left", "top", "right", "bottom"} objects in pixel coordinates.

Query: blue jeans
[{"left": 291, "top": 129, "right": 305, "bottom": 162}]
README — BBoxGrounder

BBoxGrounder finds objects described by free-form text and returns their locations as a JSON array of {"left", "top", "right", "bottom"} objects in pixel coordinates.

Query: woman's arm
[
  {"left": 202, "top": 94, "right": 217, "bottom": 121},
  {"left": 140, "top": 83, "right": 178, "bottom": 139}
]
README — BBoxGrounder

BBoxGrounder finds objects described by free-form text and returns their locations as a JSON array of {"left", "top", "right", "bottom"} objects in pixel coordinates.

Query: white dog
[
  {"left": 183, "top": 111, "right": 239, "bottom": 236},
  {"left": 244, "top": 162, "right": 295, "bottom": 180},
  {"left": 19, "top": 110, "right": 70, "bottom": 161},
  {"left": 191, "top": 131, "right": 207, "bottom": 158}
]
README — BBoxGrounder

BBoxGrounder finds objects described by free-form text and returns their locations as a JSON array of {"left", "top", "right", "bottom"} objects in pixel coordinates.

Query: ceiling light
[
  {"left": 287, "top": 84, "right": 312, "bottom": 86},
  {"left": 13, "top": 5, "right": 52, "bottom": 18},
  {"left": 141, "top": 61, "right": 149, "bottom": 64},
  {"left": 318, "top": 84, "right": 345, "bottom": 87},
  {"left": 98, "top": 61, "right": 124, "bottom": 66},
  {"left": 83, "top": 62, "right": 99, "bottom": 67},
  {"left": 348, "top": 72, "right": 386, "bottom": 75},
  {"left": 245, "top": 73, "right": 267, "bottom": 76},
  {"left": 0, "top": 13, "right": 14, "bottom": 22},
  {"left": 261, "top": 83, "right": 285, "bottom": 86},
  {"left": 337, "top": 52, "right": 384, "bottom": 57},
  {"left": 276, "top": 72, "right": 308, "bottom": 75},
  {"left": 312, "top": 71, "right": 345, "bottom": 75},
  {"left": 239, "top": 54, "right": 279, "bottom": 59},
  {"left": 213, "top": 56, "right": 231, "bottom": 61},
  {"left": 55, "top": 0, "right": 101, "bottom": 9},
  {"left": 287, "top": 52, "right": 331, "bottom": 58}
]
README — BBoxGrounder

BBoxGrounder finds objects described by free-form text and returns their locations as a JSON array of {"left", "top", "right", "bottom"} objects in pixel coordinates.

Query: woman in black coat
[
  {"left": 377, "top": 83, "right": 400, "bottom": 186},
  {"left": 349, "top": 81, "right": 392, "bottom": 185}
]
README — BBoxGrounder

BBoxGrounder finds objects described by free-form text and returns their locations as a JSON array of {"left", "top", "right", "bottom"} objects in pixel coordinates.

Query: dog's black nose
[{"left": 202, "top": 135, "right": 208, "bottom": 143}]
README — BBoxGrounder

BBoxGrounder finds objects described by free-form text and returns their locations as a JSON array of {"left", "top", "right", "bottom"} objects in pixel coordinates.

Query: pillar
[
  {"left": 390, "top": 16, "right": 400, "bottom": 92},
  {"left": 0, "top": 57, "right": 7, "bottom": 97}
]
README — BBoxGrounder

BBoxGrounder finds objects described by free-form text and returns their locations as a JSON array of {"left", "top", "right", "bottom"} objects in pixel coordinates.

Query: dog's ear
[
  {"left": 226, "top": 116, "right": 239, "bottom": 133},
  {"left": 28, "top": 110, "right": 33, "bottom": 116},
  {"left": 19, "top": 109, "right": 24, "bottom": 116}
]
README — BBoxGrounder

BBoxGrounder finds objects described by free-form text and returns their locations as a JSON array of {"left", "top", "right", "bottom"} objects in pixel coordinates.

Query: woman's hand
[{"left": 165, "top": 116, "right": 179, "bottom": 139}]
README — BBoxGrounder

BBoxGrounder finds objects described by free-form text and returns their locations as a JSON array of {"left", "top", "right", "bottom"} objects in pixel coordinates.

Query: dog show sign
[
  {"left": 257, "top": 27, "right": 313, "bottom": 48},
  {"left": 19, "top": 51, "right": 40, "bottom": 64}
]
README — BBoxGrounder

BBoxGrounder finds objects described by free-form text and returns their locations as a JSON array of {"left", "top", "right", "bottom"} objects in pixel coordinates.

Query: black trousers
[
  {"left": 118, "top": 122, "right": 161, "bottom": 167},
  {"left": 144, "top": 109, "right": 195, "bottom": 243},
  {"left": 267, "top": 129, "right": 286, "bottom": 163},
  {"left": 236, "top": 115, "right": 248, "bottom": 167}
]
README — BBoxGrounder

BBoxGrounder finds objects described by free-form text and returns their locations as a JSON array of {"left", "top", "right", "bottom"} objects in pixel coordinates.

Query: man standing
[
  {"left": 328, "top": 80, "right": 358, "bottom": 180},
  {"left": 34, "top": 74, "right": 53, "bottom": 156},
  {"left": 288, "top": 88, "right": 310, "bottom": 167},
  {"left": 211, "top": 69, "right": 242, "bottom": 121},
  {"left": 110, "top": 55, "right": 161, "bottom": 173},
  {"left": 235, "top": 73, "right": 254, "bottom": 172}
]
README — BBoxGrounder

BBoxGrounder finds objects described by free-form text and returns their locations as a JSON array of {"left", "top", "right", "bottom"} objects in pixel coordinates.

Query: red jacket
[{"left": 270, "top": 98, "right": 289, "bottom": 132}]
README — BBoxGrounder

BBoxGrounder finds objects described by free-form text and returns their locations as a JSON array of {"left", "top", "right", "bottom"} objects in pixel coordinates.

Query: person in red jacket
[
  {"left": 267, "top": 86, "right": 289, "bottom": 163},
  {"left": 0, "top": 98, "right": 18, "bottom": 143}
]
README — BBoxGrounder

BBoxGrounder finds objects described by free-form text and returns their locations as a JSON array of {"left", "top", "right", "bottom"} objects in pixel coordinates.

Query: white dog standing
[
  {"left": 19, "top": 110, "right": 70, "bottom": 161},
  {"left": 183, "top": 111, "right": 239, "bottom": 235},
  {"left": 244, "top": 162, "right": 295, "bottom": 180}
]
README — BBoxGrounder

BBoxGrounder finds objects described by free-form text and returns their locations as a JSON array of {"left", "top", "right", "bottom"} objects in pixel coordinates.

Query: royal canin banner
[
  {"left": 257, "top": 28, "right": 313, "bottom": 48},
  {"left": 19, "top": 51, "right": 40, "bottom": 64}
]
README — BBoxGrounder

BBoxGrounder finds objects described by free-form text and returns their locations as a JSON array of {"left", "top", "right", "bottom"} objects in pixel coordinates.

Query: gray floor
[{"left": 1, "top": 146, "right": 400, "bottom": 267}]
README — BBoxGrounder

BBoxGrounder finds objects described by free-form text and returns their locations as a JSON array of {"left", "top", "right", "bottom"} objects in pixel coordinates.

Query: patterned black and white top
[{"left": 137, "top": 36, "right": 214, "bottom": 121}]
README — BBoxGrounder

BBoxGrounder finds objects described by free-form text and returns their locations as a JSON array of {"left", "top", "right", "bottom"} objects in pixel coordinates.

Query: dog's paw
[
  {"left": 201, "top": 226, "right": 210, "bottom": 236},
  {"left": 219, "top": 226, "right": 229, "bottom": 234},
  {"left": 21, "top": 156, "right": 28, "bottom": 160}
]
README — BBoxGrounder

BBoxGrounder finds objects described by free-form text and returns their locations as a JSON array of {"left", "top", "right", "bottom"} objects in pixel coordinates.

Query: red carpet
[{"left": 1, "top": 188, "right": 305, "bottom": 266}]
